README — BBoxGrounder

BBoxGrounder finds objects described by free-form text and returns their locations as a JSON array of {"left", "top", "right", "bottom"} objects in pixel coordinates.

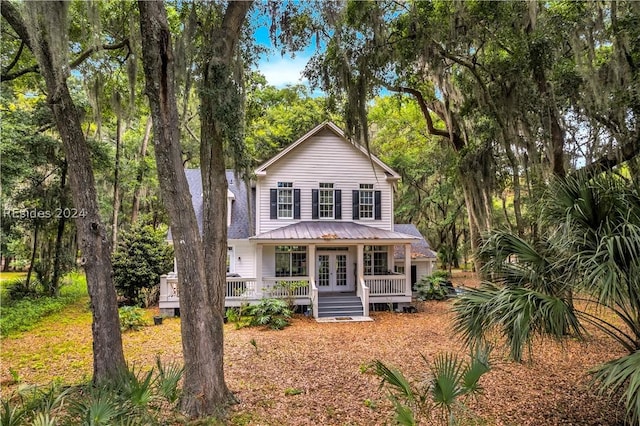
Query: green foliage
[
  {"left": 4, "top": 277, "right": 42, "bottom": 300},
  {"left": 112, "top": 224, "right": 174, "bottom": 307},
  {"left": 270, "top": 280, "right": 308, "bottom": 309},
  {"left": 249, "top": 338, "right": 259, "bottom": 355},
  {"left": 247, "top": 298, "right": 292, "bottom": 330},
  {"left": 118, "top": 306, "right": 147, "bottom": 332},
  {"left": 416, "top": 271, "right": 451, "bottom": 301},
  {"left": 155, "top": 356, "right": 184, "bottom": 404},
  {"left": 245, "top": 81, "right": 334, "bottom": 164},
  {"left": 284, "top": 388, "right": 303, "bottom": 396},
  {"left": 453, "top": 172, "right": 640, "bottom": 422},
  {"left": 226, "top": 304, "right": 251, "bottom": 329},
  {"left": 372, "top": 347, "right": 491, "bottom": 425},
  {"left": 0, "top": 273, "right": 87, "bottom": 337},
  {"left": 1, "top": 360, "right": 183, "bottom": 425}
]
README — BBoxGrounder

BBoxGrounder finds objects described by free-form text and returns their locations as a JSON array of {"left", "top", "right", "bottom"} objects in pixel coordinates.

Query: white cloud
[{"left": 259, "top": 55, "right": 310, "bottom": 88}]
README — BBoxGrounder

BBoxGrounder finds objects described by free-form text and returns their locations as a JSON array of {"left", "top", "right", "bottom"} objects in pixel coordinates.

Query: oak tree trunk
[
  {"left": 138, "top": 1, "right": 236, "bottom": 417},
  {"left": 4, "top": 1, "right": 127, "bottom": 382}
]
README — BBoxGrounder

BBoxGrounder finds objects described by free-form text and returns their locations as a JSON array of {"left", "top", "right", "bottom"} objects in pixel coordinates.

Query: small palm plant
[
  {"left": 372, "top": 346, "right": 491, "bottom": 425},
  {"left": 453, "top": 172, "right": 640, "bottom": 422}
]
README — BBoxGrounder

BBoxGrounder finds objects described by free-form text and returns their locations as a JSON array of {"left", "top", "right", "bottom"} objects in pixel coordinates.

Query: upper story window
[
  {"left": 312, "top": 184, "right": 341, "bottom": 220},
  {"left": 358, "top": 184, "right": 374, "bottom": 219},
  {"left": 270, "top": 183, "right": 300, "bottom": 220},
  {"left": 277, "top": 182, "right": 293, "bottom": 219},
  {"left": 319, "top": 183, "right": 334, "bottom": 219},
  {"left": 353, "top": 185, "right": 381, "bottom": 220}
]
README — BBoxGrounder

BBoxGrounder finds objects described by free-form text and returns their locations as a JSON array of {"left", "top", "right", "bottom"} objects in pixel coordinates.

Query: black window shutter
[
  {"left": 374, "top": 190, "right": 382, "bottom": 220},
  {"left": 270, "top": 189, "right": 277, "bottom": 219},
  {"left": 335, "top": 190, "right": 342, "bottom": 219},
  {"left": 312, "top": 189, "right": 319, "bottom": 219},
  {"left": 294, "top": 189, "right": 301, "bottom": 219},
  {"left": 352, "top": 190, "right": 359, "bottom": 220}
]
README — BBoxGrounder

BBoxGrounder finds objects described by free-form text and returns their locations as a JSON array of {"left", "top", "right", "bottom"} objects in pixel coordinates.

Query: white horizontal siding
[
  {"left": 262, "top": 246, "right": 276, "bottom": 277},
  {"left": 257, "top": 129, "right": 395, "bottom": 233},
  {"left": 229, "top": 239, "right": 255, "bottom": 278}
]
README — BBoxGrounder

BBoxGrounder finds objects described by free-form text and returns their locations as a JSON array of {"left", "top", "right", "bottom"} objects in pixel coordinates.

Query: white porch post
[
  {"left": 308, "top": 244, "right": 317, "bottom": 318},
  {"left": 256, "top": 244, "right": 263, "bottom": 297},
  {"left": 357, "top": 244, "right": 364, "bottom": 282},
  {"left": 308, "top": 245, "right": 316, "bottom": 282},
  {"left": 357, "top": 244, "right": 369, "bottom": 316},
  {"left": 404, "top": 243, "right": 412, "bottom": 297}
]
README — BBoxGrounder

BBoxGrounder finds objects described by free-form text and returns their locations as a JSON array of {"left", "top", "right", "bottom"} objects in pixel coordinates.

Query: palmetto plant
[
  {"left": 453, "top": 172, "right": 640, "bottom": 422},
  {"left": 373, "top": 346, "right": 491, "bottom": 425}
]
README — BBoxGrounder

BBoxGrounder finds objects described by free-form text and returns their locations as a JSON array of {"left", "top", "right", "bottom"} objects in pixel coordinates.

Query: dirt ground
[{"left": 1, "top": 271, "right": 628, "bottom": 425}]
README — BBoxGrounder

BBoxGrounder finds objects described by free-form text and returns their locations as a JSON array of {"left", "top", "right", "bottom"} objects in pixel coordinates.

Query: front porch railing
[
  {"left": 159, "top": 275, "right": 312, "bottom": 304},
  {"left": 159, "top": 273, "right": 179, "bottom": 302},
  {"left": 358, "top": 277, "right": 370, "bottom": 316},
  {"left": 262, "top": 276, "right": 310, "bottom": 298},
  {"left": 226, "top": 278, "right": 258, "bottom": 299},
  {"left": 366, "top": 274, "right": 406, "bottom": 296}
]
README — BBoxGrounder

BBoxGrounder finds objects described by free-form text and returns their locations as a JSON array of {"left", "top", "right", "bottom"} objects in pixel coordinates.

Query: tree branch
[
  {"left": 577, "top": 139, "right": 640, "bottom": 176},
  {"left": 70, "top": 39, "right": 131, "bottom": 69},
  {"left": 2, "top": 40, "right": 25, "bottom": 74},
  {"left": 1, "top": 2, "right": 130, "bottom": 82}
]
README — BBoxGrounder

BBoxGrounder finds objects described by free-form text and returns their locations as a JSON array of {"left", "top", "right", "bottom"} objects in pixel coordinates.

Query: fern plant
[{"left": 247, "top": 298, "right": 292, "bottom": 330}]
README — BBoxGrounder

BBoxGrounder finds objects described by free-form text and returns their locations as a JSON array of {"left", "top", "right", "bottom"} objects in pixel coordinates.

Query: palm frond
[
  {"left": 429, "top": 352, "right": 464, "bottom": 409},
  {"left": 453, "top": 285, "right": 582, "bottom": 361},
  {"left": 591, "top": 350, "right": 640, "bottom": 424},
  {"left": 373, "top": 360, "right": 415, "bottom": 402},
  {"left": 462, "top": 345, "right": 491, "bottom": 395}
]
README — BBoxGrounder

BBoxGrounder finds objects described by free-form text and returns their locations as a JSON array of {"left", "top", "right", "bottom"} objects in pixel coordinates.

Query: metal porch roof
[{"left": 251, "top": 221, "right": 420, "bottom": 243}]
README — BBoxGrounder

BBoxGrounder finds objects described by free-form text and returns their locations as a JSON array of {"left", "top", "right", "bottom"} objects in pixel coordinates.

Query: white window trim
[
  {"left": 359, "top": 184, "right": 374, "bottom": 220},
  {"left": 277, "top": 182, "right": 293, "bottom": 219},
  {"left": 319, "top": 183, "right": 334, "bottom": 220},
  {"left": 227, "top": 246, "right": 235, "bottom": 273}
]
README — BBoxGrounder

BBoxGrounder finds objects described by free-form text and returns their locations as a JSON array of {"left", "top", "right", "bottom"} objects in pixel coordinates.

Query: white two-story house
[{"left": 160, "top": 122, "right": 436, "bottom": 320}]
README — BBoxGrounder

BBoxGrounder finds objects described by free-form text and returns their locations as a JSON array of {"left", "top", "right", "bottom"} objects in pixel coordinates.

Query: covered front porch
[{"left": 159, "top": 221, "right": 418, "bottom": 320}]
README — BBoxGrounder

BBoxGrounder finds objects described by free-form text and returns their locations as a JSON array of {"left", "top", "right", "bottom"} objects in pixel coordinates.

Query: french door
[{"left": 317, "top": 251, "right": 353, "bottom": 292}]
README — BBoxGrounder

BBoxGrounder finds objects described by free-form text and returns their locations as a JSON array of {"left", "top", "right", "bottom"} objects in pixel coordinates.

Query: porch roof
[{"left": 250, "top": 221, "right": 420, "bottom": 243}]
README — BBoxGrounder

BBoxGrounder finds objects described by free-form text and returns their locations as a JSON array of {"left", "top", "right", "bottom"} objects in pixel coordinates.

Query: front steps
[{"left": 317, "top": 295, "right": 371, "bottom": 321}]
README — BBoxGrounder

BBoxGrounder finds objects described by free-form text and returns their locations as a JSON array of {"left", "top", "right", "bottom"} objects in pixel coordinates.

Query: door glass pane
[
  {"left": 336, "top": 254, "right": 347, "bottom": 287},
  {"left": 318, "top": 255, "right": 329, "bottom": 287}
]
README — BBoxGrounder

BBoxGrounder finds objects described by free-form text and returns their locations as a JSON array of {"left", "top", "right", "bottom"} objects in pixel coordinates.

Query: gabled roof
[
  {"left": 168, "top": 169, "right": 253, "bottom": 240},
  {"left": 251, "top": 221, "right": 419, "bottom": 243},
  {"left": 254, "top": 121, "right": 400, "bottom": 180},
  {"left": 393, "top": 224, "right": 437, "bottom": 259}
]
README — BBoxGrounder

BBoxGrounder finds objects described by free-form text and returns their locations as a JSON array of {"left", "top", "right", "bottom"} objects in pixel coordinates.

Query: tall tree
[
  {"left": 1, "top": 1, "right": 126, "bottom": 381},
  {"left": 137, "top": 0, "right": 252, "bottom": 417},
  {"left": 306, "top": 1, "right": 640, "bottom": 266}
]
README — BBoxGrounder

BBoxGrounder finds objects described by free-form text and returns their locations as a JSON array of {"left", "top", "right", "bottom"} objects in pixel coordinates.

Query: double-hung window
[
  {"left": 364, "top": 245, "right": 388, "bottom": 275},
  {"left": 319, "top": 183, "right": 334, "bottom": 219},
  {"left": 358, "top": 184, "right": 374, "bottom": 219},
  {"left": 275, "top": 246, "right": 307, "bottom": 277},
  {"left": 277, "top": 182, "right": 293, "bottom": 219}
]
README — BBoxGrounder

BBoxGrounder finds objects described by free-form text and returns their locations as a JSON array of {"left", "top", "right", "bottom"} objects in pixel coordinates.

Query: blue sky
[{"left": 252, "top": 21, "right": 318, "bottom": 90}]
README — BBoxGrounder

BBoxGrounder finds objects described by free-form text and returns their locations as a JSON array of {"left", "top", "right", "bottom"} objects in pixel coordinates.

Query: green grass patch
[
  {"left": 0, "top": 272, "right": 88, "bottom": 338},
  {"left": 0, "top": 272, "right": 26, "bottom": 298},
  {"left": 0, "top": 271, "right": 27, "bottom": 281}
]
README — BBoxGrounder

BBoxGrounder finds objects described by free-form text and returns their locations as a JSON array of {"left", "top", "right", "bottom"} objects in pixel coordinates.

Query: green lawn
[{"left": 0, "top": 272, "right": 88, "bottom": 338}]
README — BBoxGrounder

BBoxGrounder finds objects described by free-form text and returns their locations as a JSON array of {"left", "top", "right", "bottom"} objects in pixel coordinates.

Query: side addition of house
[{"left": 160, "top": 122, "right": 436, "bottom": 321}]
